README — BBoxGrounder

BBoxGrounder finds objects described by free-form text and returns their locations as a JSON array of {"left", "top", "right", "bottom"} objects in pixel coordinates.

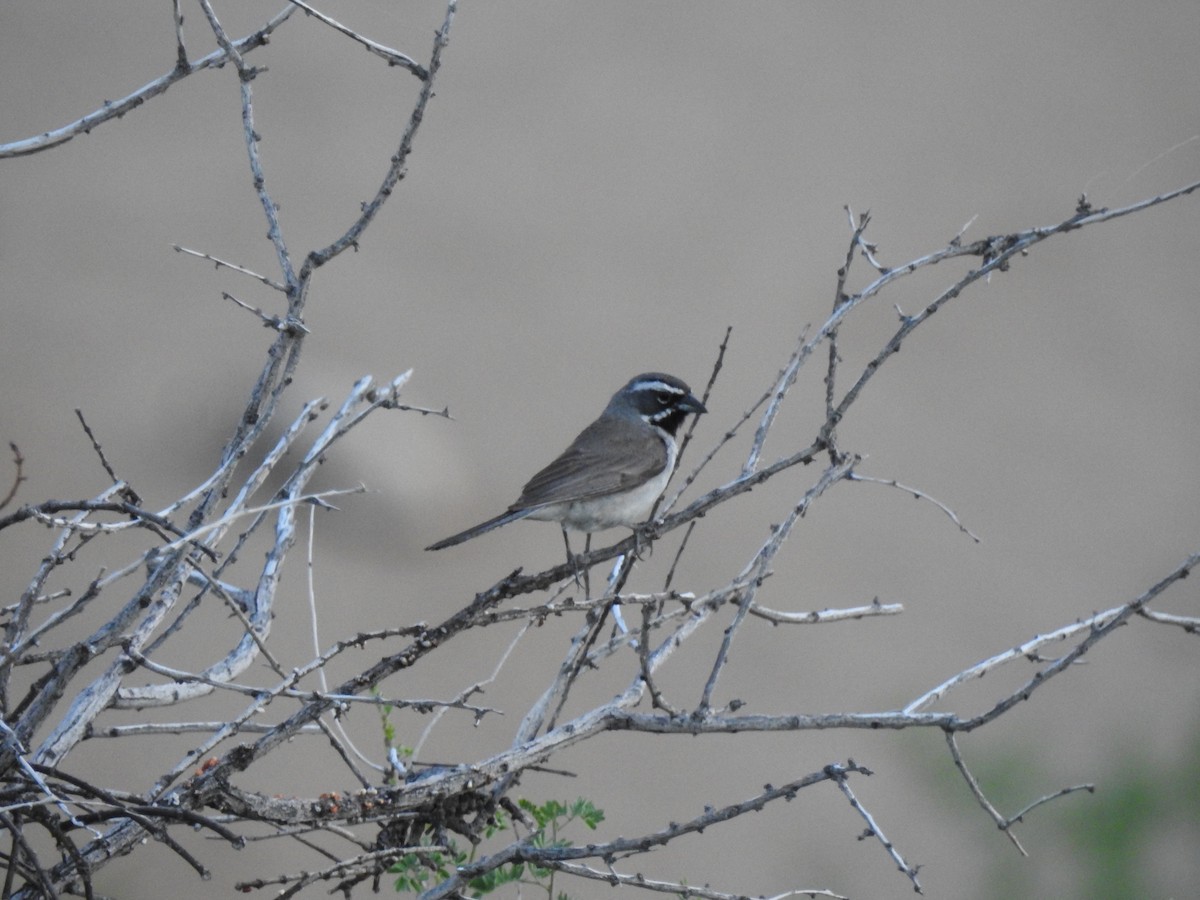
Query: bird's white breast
[{"left": 527, "top": 435, "right": 677, "bottom": 533}]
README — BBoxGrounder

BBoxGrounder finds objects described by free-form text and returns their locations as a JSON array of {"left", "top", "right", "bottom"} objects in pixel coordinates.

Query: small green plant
[
  {"left": 391, "top": 798, "right": 604, "bottom": 898},
  {"left": 372, "top": 687, "right": 413, "bottom": 785},
  {"left": 392, "top": 846, "right": 463, "bottom": 894}
]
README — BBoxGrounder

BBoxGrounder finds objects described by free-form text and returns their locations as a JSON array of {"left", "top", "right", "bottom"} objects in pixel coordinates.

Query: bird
[{"left": 425, "top": 372, "right": 707, "bottom": 553}]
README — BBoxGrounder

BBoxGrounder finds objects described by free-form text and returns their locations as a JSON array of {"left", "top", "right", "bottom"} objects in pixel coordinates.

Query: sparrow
[{"left": 426, "top": 372, "right": 706, "bottom": 551}]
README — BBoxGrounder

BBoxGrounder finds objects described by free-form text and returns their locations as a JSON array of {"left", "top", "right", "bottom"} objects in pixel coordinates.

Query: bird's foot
[
  {"left": 631, "top": 525, "right": 655, "bottom": 561},
  {"left": 562, "top": 529, "right": 592, "bottom": 597}
]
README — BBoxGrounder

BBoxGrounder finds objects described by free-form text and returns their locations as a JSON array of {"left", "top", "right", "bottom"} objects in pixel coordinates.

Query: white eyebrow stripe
[{"left": 632, "top": 380, "right": 684, "bottom": 395}]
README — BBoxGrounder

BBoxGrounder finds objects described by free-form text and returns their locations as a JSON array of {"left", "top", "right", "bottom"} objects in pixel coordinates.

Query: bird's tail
[{"left": 424, "top": 508, "right": 534, "bottom": 551}]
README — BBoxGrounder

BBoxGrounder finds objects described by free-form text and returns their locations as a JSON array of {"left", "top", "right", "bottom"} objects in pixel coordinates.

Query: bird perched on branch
[{"left": 426, "top": 372, "right": 706, "bottom": 554}]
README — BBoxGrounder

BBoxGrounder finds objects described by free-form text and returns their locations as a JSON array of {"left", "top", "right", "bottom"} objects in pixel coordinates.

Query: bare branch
[
  {"left": 699, "top": 454, "right": 858, "bottom": 712},
  {"left": 172, "top": 245, "right": 287, "bottom": 293},
  {"left": 953, "top": 552, "right": 1200, "bottom": 731},
  {"left": 830, "top": 763, "right": 923, "bottom": 894},
  {"left": 4, "top": 8, "right": 1198, "bottom": 890},
  {"left": 744, "top": 326, "right": 813, "bottom": 476},
  {"left": 848, "top": 471, "right": 982, "bottom": 542},
  {"left": 171, "top": 0, "right": 187, "bottom": 69},
  {"left": 285, "top": 0, "right": 429, "bottom": 77},
  {"left": 945, "top": 731, "right": 1094, "bottom": 855},
  {"left": 1137, "top": 606, "right": 1200, "bottom": 632},
  {"left": 300, "top": 1, "right": 458, "bottom": 277},
  {"left": 945, "top": 731, "right": 1029, "bottom": 855},
  {"left": 0, "top": 442, "right": 26, "bottom": 511},
  {"left": 748, "top": 597, "right": 904, "bottom": 624},
  {"left": 425, "top": 765, "right": 866, "bottom": 900},
  {"left": 545, "top": 859, "right": 848, "bottom": 899},
  {"left": 0, "top": 7, "right": 298, "bottom": 159}
]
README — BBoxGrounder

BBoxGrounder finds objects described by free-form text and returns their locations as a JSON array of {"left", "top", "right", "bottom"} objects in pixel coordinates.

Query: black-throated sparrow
[{"left": 426, "top": 372, "right": 707, "bottom": 551}]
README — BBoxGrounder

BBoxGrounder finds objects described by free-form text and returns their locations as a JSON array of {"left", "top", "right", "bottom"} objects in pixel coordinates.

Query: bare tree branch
[
  {"left": 0, "top": 7, "right": 299, "bottom": 159},
  {"left": 3, "top": 3, "right": 1198, "bottom": 897}
]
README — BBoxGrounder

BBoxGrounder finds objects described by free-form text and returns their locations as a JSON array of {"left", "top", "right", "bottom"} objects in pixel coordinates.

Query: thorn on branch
[
  {"left": 1, "top": 441, "right": 25, "bottom": 510},
  {"left": 75, "top": 409, "right": 133, "bottom": 497}
]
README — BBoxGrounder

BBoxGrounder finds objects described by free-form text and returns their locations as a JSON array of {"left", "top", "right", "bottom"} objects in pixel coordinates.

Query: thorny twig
[{"left": 4, "top": 14, "right": 1199, "bottom": 889}]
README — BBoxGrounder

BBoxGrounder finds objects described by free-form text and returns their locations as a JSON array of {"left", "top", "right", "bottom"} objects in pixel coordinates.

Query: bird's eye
[{"left": 656, "top": 391, "right": 673, "bottom": 406}]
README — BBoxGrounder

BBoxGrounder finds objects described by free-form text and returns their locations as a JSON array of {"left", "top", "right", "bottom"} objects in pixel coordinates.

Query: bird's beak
[{"left": 680, "top": 393, "right": 707, "bottom": 415}]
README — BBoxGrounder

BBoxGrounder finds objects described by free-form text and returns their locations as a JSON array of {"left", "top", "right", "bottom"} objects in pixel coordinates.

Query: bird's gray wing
[{"left": 512, "top": 415, "right": 667, "bottom": 510}]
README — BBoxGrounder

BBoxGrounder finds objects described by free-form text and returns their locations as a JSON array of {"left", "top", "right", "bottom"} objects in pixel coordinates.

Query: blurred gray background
[{"left": 3, "top": 2, "right": 1199, "bottom": 897}]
